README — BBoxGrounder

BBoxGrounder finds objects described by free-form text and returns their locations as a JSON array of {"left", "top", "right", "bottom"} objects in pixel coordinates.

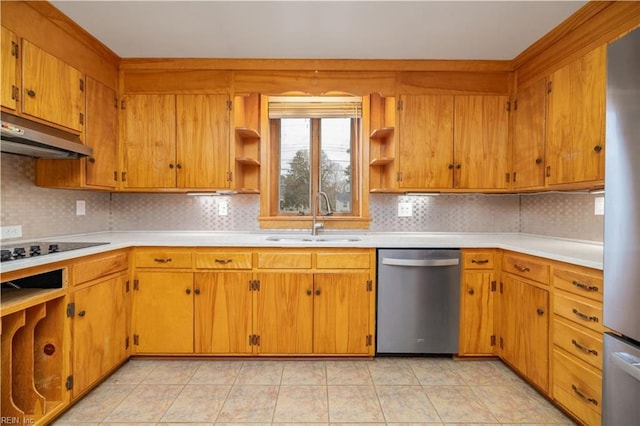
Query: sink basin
[{"left": 265, "top": 235, "right": 361, "bottom": 243}]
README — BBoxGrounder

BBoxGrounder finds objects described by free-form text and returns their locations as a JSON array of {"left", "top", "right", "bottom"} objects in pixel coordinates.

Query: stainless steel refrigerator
[{"left": 602, "top": 26, "right": 640, "bottom": 426}]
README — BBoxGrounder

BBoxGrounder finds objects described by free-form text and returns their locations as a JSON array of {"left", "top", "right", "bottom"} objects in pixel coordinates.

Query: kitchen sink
[{"left": 265, "top": 235, "right": 361, "bottom": 243}]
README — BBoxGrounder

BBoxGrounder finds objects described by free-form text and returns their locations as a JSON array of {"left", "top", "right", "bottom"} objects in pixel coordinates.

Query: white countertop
[{"left": 0, "top": 231, "right": 604, "bottom": 274}]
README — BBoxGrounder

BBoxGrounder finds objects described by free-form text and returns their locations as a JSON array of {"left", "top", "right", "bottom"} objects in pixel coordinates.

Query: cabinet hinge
[
  {"left": 499, "top": 337, "right": 504, "bottom": 349},
  {"left": 513, "top": 100, "right": 518, "bottom": 111},
  {"left": 66, "top": 302, "right": 75, "bottom": 318},
  {"left": 227, "top": 100, "right": 233, "bottom": 110},
  {"left": 513, "top": 172, "right": 517, "bottom": 183},
  {"left": 397, "top": 100, "right": 403, "bottom": 111},
  {"left": 133, "top": 334, "right": 139, "bottom": 346},
  {"left": 114, "top": 97, "right": 118, "bottom": 109},
  {"left": 547, "top": 81, "right": 553, "bottom": 94},
  {"left": 122, "top": 171, "right": 127, "bottom": 182},
  {"left": 65, "top": 375, "right": 73, "bottom": 391},
  {"left": 505, "top": 101, "right": 511, "bottom": 112},
  {"left": 249, "top": 280, "right": 260, "bottom": 291},
  {"left": 125, "top": 280, "right": 130, "bottom": 292},
  {"left": 546, "top": 166, "right": 551, "bottom": 178},
  {"left": 114, "top": 171, "right": 118, "bottom": 182},
  {"left": 133, "top": 279, "right": 139, "bottom": 291},
  {"left": 226, "top": 171, "right": 233, "bottom": 182},
  {"left": 11, "top": 85, "right": 19, "bottom": 101},
  {"left": 499, "top": 281, "right": 503, "bottom": 294},
  {"left": 490, "top": 335, "right": 496, "bottom": 346},
  {"left": 491, "top": 280, "right": 496, "bottom": 292},
  {"left": 505, "top": 173, "right": 510, "bottom": 183},
  {"left": 366, "top": 280, "right": 373, "bottom": 292},
  {"left": 11, "top": 41, "right": 19, "bottom": 58},
  {"left": 125, "top": 336, "right": 130, "bottom": 349},
  {"left": 396, "top": 172, "right": 403, "bottom": 182},
  {"left": 249, "top": 334, "right": 260, "bottom": 346},
  {"left": 366, "top": 334, "right": 373, "bottom": 346},
  {"left": 79, "top": 79, "right": 84, "bottom": 92},
  {"left": 121, "top": 99, "right": 126, "bottom": 110},
  {"left": 79, "top": 112, "right": 84, "bottom": 125}
]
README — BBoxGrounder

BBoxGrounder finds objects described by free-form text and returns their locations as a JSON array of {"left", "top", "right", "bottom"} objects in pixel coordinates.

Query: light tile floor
[{"left": 53, "top": 357, "right": 575, "bottom": 425}]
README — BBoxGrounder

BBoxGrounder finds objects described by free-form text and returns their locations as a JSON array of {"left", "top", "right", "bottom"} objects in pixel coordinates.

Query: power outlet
[
  {"left": 76, "top": 200, "right": 86, "bottom": 216},
  {"left": 1, "top": 225, "right": 22, "bottom": 240},
  {"left": 594, "top": 197, "right": 604, "bottom": 216},
  {"left": 398, "top": 202, "right": 413, "bottom": 217},
  {"left": 218, "top": 200, "right": 229, "bottom": 216}
]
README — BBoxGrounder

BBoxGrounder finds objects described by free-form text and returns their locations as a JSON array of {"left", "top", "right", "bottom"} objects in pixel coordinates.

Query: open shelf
[
  {"left": 234, "top": 93, "right": 261, "bottom": 193},
  {"left": 235, "top": 157, "right": 261, "bottom": 166},
  {"left": 370, "top": 157, "right": 395, "bottom": 167},
  {"left": 235, "top": 127, "right": 260, "bottom": 139},
  {"left": 369, "top": 93, "right": 397, "bottom": 192},
  {"left": 370, "top": 127, "right": 394, "bottom": 140}
]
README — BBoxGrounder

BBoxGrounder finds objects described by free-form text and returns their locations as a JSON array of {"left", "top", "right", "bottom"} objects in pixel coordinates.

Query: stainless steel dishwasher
[{"left": 376, "top": 249, "right": 461, "bottom": 354}]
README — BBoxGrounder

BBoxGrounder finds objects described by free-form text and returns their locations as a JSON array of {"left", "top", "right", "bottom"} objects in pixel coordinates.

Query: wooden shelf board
[
  {"left": 235, "top": 127, "right": 261, "bottom": 139},
  {"left": 370, "top": 188, "right": 402, "bottom": 193},
  {"left": 369, "top": 157, "right": 394, "bottom": 166},
  {"left": 369, "top": 127, "right": 394, "bottom": 139},
  {"left": 236, "top": 188, "right": 260, "bottom": 194},
  {"left": 236, "top": 157, "right": 261, "bottom": 166},
  {"left": 0, "top": 288, "right": 66, "bottom": 316}
]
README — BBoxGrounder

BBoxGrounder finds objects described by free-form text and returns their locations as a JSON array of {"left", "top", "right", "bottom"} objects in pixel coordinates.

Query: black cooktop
[{"left": 1, "top": 241, "right": 109, "bottom": 262}]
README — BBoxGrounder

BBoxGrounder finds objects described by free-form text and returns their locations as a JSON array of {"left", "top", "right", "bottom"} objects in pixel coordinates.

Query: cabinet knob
[
  {"left": 448, "top": 164, "right": 454, "bottom": 170},
  {"left": 306, "top": 289, "right": 312, "bottom": 296},
  {"left": 593, "top": 145, "right": 603, "bottom": 153},
  {"left": 194, "top": 288, "right": 201, "bottom": 295},
  {"left": 536, "top": 308, "right": 544, "bottom": 316},
  {"left": 88, "top": 157, "right": 96, "bottom": 163},
  {"left": 169, "top": 163, "right": 175, "bottom": 169},
  {"left": 78, "top": 310, "right": 86, "bottom": 317},
  {"left": 315, "top": 289, "right": 321, "bottom": 296},
  {"left": 185, "top": 288, "right": 191, "bottom": 295},
  {"left": 535, "top": 158, "right": 542, "bottom": 164},
  {"left": 176, "top": 163, "right": 182, "bottom": 169},
  {"left": 468, "top": 289, "right": 475, "bottom": 295},
  {"left": 455, "top": 164, "right": 461, "bottom": 170},
  {"left": 26, "top": 89, "right": 36, "bottom": 98}
]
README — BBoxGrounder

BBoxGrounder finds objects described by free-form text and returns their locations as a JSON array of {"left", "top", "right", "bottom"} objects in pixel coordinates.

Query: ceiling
[{"left": 51, "top": 1, "right": 586, "bottom": 60}]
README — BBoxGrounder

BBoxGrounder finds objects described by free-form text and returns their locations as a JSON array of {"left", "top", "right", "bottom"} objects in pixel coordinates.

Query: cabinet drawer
[
  {"left": 257, "top": 252, "right": 312, "bottom": 269},
  {"left": 462, "top": 251, "right": 495, "bottom": 269},
  {"left": 553, "top": 267, "right": 603, "bottom": 302},
  {"left": 194, "top": 252, "right": 252, "bottom": 269},
  {"left": 71, "top": 251, "right": 128, "bottom": 285},
  {"left": 316, "top": 252, "right": 370, "bottom": 269},
  {"left": 135, "top": 250, "right": 192, "bottom": 268},
  {"left": 553, "top": 349, "right": 601, "bottom": 425},
  {"left": 502, "top": 253, "right": 549, "bottom": 284},
  {"left": 553, "top": 316, "right": 603, "bottom": 370},
  {"left": 554, "top": 291, "right": 603, "bottom": 333}
]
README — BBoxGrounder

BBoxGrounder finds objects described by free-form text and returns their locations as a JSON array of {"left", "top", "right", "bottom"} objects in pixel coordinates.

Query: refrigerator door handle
[
  {"left": 612, "top": 351, "right": 640, "bottom": 382},
  {"left": 382, "top": 258, "right": 460, "bottom": 267}
]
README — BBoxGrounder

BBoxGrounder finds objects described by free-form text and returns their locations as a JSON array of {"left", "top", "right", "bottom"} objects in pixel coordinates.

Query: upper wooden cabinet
[
  {"left": 121, "top": 93, "right": 231, "bottom": 190},
  {"left": 21, "top": 40, "right": 85, "bottom": 133},
  {"left": 454, "top": 96, "right": 510, "bottom": 190},
  {"left": 512, "top": 78, "right": 547, "bottom": 190},
  {"left": 397, "top": 94, "right": 454, "bottom": 190},
  {"left": 545, "top": 46, "right": 606, "bottom": 188},
  {"left": 1, "top": 26, "right": 19, "bottom": 111}
]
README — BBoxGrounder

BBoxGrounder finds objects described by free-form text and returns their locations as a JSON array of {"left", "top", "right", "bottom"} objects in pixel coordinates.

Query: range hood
[{"left": 1, "top": 113, "right": 92, "bottom": 159}]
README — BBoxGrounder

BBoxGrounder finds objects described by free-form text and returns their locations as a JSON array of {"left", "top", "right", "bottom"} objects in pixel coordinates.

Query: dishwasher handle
[{"left": 382, "top": 257, "right": 460, "bottom": 267}]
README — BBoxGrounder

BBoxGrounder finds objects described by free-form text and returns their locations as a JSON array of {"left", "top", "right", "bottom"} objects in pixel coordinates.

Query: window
[{"left": 267, "top": 96, "right": 361, "bottom": 219}]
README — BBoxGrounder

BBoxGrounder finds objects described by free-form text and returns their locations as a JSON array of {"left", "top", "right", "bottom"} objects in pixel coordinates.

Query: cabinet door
[
  {"left": 313, "top": 273, "right": 371, "bottom": 355},
  {"left": 177, "top": 94, "right": 231, "bottom": 189},
  {"left": 454, "top": 96, "right": 509, "bottom": 189},
  {"left": 133, "top": 271, "right": 193, "bottom": 353},
  {"left": 1, "top": 26, "right": 18, "bottom": 111},
  {"left": 194, "top": 272, "right": 252, "bottom": 354},
  {"left": 72, "top": 274, "right": 128, "bottom": 398},
  {"left": 255, "top": 272, "right": 313, "bottom": 354},
  {"left": 501, "top": 275, "right": 549, "bottom": 392},
  {"left": 513, "top": 79, "right": 546, "bottom": 189},
  {"left": 121, "top": 94, "right": 176, "bottom": 189},
  {"left": 546, "top": 46, "right": 606, "bottom": 186},
  {"left": 85, "top": 78, "right": 117, "bottom": 189},
  {"left": 460, "top": 271, "right": 495, "bottom": 355},
  {"left": 22, "top": 40, "right": 84, "bottom": 132},
  {"left": 398, "top": 95, "right": 454, "bottom": 189}
]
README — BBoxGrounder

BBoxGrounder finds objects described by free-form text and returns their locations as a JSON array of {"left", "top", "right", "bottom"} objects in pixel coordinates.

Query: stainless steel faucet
[{"left": 311, "top": 191, "right": 333, "bottom": 235}]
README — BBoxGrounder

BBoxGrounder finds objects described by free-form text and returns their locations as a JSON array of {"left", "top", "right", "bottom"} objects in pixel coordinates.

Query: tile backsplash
[{"left": 1, "top": 154, "right": 604, "bottom": 242}]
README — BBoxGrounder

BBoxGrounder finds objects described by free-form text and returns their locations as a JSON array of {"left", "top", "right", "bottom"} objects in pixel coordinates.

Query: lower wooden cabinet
[
  {"left": 71, "top": 273, "right": 128, "bottom": 398},
  {"left": 500, "top": 273, "right": 549, "bottom": 393}
]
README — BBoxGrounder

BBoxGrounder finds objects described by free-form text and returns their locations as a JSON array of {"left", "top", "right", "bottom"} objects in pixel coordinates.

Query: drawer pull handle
[
  {"left": 536, "top": 308, "right": 544, "bottom": 316},
  {"left": 471, "top": 259, "right": 489, "bottom": 264},
  {"left": 572, "top": 308, "right": 599, "bottom": 323},
  {"left": 514, "top": 263, "right": 530, "bottom": 272},
  {"left": 572, "top": 280, "right": 599, "bottom": 292},
  {"left": 215, "top": 259, "right": 232, "bottom": 264},
  {"left": 571, "top": 384, "right": 598, "bottom": 406},
  {"left": 154, "top": 258, "right": 172, "bottom": 263},
  {"left": 571, "top": 339, "right": 598, "bottom": 356},
  {"left": 78, "top": 310, "right": 86, "bottom": 317}
]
